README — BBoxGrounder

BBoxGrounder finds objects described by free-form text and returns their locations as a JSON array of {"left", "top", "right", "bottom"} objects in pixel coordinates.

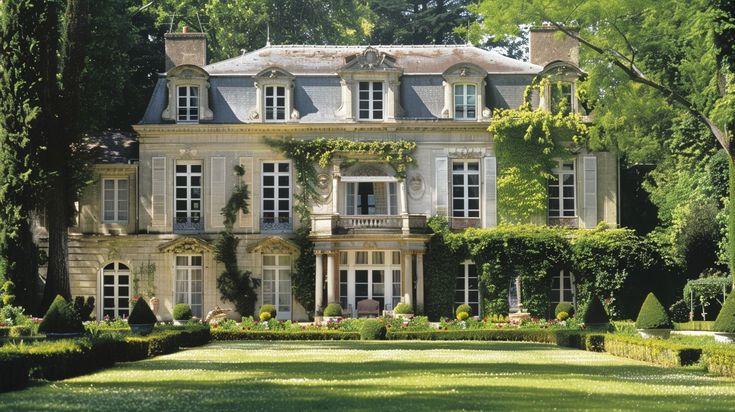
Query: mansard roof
[
  {"left": 84, "top": 131, "right": 139, "bottom": 164},
  {"left": 204, "top": 44, "right": 542, "bottom": 76}
]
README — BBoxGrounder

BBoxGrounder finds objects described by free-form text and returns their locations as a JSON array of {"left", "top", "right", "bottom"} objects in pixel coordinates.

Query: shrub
[
  {"left": 556, "top": 311, "right": 569, "bottom": 321},
  {"left": 703, "top": 346, "right": 735, "bottom": 377},
  {"left": 582, "top": 296, "right": 609, "bottom": 325},
  {"left": 669, "top": 299, "right": 690, "bottom": 323},
  {"left": 554, "top": 301, "right": 574, "bottom": 317},
  {"left": 611, "top": 320, "right": 637, "bottom": 335},
  {"left": 360, "top": 319, "right": 387, "bottom": 340},
  {"left": 0, "top": 305, "right": 30, "bottom": 326},
  {"left": 603, "top": 335, "right": 700, "bottom": 367},
  {"left": 128, "top": 298, "right": 157, "bottom": 325},
  {"left": 457, "top": 311, "right": 470, "bottom": 321},
  {"left": 211, "top": 330, "right": 360, "bottom": 341},
  {"left": 635, "top": 292, "right": 672, "bottom": 330},
  {"left": 388, "top": 329, "right": 559, "bottom": 343},
  {"left": 260, "top": 312, "right": 272, "bottom": 321},
  {"left": 38, "top": 295, "right": 84, "bottom": 334},
  {"left": 1, "top": 280, "right": 16, "bottom": 307},
  {"left": 394, "top": 303, "right": 413, "bottom": 314},
  {"left": 673, "top": 321, "right": 714, "bottom": 331},
  {"left": 73, "top": 296, "right": 95, "bottom": 322},
  {"left": 714, "top": 291, "right": 735, "bottom": 333},
  {"left": 323, "top": 303, "right": 343, "bottom": 317},
  {"left": 456, "top": 304, "right": 472, "bottom": 317},
  {"left": 0, "top": 352, "right": 29, "bottom": 392},
  {"left": 260, "top": 304, "right": 277, "bottom": 318},
  {"left": 173, "top": 304, "right": 193, "bottom": 321}
]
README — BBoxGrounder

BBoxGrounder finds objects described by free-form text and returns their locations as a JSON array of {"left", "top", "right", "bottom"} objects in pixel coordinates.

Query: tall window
[
  {"left": 548, "top": 160, "right": 576, "bottom": 218},
  {"left": 175, "top": 163, "right": 202, "bottom": 228},
  {"left": 454, "top": 84, "right": 477, "bottom": 120},
  {"left": 262, "top": 255, "right": 292, "bottom": 320},
  {"left": 550, "top": 83, "right": 573, "bottom": 115},
  {"left": 452, "top": 160, "right": 480, "bottom": 218},
  {"left": 358, "top": 81, "right": 383, "bottom": 120},
  {"left": 264, "top": 86, "right": 286, "bottom": 121},
  {"left": 175, "top": 255, "right": 203, "bottom": 318},
  {"left": 550, "top": 269, "right": 575, "bottom": 308},
  {"left": 455, "top": 261, "right": 479, "bottom": 316},
  {"left": 177, "top": 86, "right": 199, "bottom": 122},
  {"left": 262, "top": 162, "right": 291, "bottom": 230},
  {"left": 102, "top": 178, "right": 128, "bottom": 223},
  {"left": 101, "top": 262, "right": 130, "bottom": 319},
  {"left": 345, "top": 182, "right": 398, "bottom": 215}
]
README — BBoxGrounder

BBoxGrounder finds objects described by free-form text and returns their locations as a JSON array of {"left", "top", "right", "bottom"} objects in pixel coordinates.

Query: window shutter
[
  {"left": 151, "top": 156, "right": 166, "bottom": 227},
  {"left": 484, "top": 156, "right": 497, "bottom": 227},
  {"left": 238, "top": 156, "right": 253, "bottom": 228},
  {"left": 435, "top": 156, "right": 448, "bottom": 216},
  {"left": 210, "top": 157, "right": 226, "bottom": 228},
  {"left": 583, "top": 156, "right": 597, "bottom": 228}
]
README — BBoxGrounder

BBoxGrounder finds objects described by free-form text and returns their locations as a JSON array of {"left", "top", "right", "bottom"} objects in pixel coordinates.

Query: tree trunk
[
  {"left": 729, "top": 154, "right": 735, "bottom": 284},
  {"left": 42, "top": 181, "right": 71, "bottom": 308}
]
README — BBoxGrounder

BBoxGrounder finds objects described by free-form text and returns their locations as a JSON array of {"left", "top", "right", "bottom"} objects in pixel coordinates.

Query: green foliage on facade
[
  {"left": 635, "top": 292, "right": 672, "bottom": 329},
  {"left": 292, "top": 228, "right": 316, "bottom": 318},
  {"left": 221, "top": 165, "right": 250, "bottom": 230}
]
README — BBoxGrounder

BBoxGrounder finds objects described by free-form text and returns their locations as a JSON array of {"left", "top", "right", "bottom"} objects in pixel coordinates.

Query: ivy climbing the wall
[
  {"left": 214, "top": 165, "right": 260, "bottom": 316},
  {"left": 267, "top": 137, "right": 416, "bottom": 224},
  {"left": 489, "top": 80, "right": 589, "bottom": 223}
]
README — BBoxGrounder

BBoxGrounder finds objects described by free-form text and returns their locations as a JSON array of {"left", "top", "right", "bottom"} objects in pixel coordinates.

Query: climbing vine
[
  {"left": 266, "top": 137, "right": 416, "bottom": 224},
  {"left": 489, "top": 80, "right": 589, "bottom": 223}
]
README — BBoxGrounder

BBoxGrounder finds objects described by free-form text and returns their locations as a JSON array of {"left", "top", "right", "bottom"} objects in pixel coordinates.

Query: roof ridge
[{"left": 265, "top": 44, "right": 472, "bottom": 49}]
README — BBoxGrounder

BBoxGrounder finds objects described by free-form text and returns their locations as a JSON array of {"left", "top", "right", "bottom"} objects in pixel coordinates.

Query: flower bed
[
  {"left": 211, "top": 330, "right": 359, "bottom": 341},
  {"left": 603, "top": 334, "right": 701, "bottom": 367}
]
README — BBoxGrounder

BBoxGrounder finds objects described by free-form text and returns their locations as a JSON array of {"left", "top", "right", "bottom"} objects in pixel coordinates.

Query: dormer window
[
  {"left": 550, "top": 82, "right": 573, "bottom": 115},
  {"left": 358, "top": 81, "right": 384, "bottom": 120},
  {"left": 537, "top": 61, "right": 586, "bottom": 115},
  {"left": 454, "top": 84, "right": 477, "bottom": 120},
  {"left": 265, "top": 86, "right": 286, "bottom": 121},
  {"left": 177, "top": 86, "right": 200, "bottom": 122},
  {"left": 252, "top": 67, "right": 297, "bottom": 123}
]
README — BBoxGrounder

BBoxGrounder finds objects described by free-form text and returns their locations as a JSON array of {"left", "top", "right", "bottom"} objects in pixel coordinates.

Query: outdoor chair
[{"left": 357, "top": 299, "right": 380, "bottom": 318}]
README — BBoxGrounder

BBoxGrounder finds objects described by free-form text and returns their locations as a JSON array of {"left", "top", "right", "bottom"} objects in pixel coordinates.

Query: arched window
[{"left": 101, "top": 262, "right": 130, "bottom": 319}]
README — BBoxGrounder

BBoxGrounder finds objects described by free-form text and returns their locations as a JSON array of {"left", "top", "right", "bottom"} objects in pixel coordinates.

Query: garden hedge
[
  {"left": 702, "top": 346, "right": 735, "bottom": 377},
  {"left": 603, "top": 335, "right": 701, "bottom": 367},
  {"left": 387, "top": 329, "right": 561, "bottom": 343},
  {"left": 211, "top": 330, "right": 360, "bottom": 341},
  {"left": 0, "top": 352, "right": 29, "bottom": 392}
]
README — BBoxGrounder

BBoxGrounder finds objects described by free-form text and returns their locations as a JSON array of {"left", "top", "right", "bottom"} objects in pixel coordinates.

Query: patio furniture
[{"left": 357, "top": 299, "right": 380, "bottom": 318}]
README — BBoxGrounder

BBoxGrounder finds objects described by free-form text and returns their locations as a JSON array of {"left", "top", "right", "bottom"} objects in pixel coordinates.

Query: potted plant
[
  {"left": 323, "top": 303, "right": 343, "bottom": 323},
  {"left": 38, "top": 295, "right": 85, "bottom": 339},
  {"left": 582, "top": 295, "right": 611, "bottom": 331},
  {"left": 713, "top": 291, "right": 735, "bottom": 343},
  {"left": 128, "top": 297, "right": 157, "bottom": 335},
  {"left": 393, "top": 303, "right": 413, "bottom": 319},
  {"left": 260, "top": 304, "right": 277, "bottom": 321},
  {"left": 635, "top": 292, "right": 673, "bottom": 339},
  {"left": 172, "top": 303, "right": 193, "bottom": 325}
]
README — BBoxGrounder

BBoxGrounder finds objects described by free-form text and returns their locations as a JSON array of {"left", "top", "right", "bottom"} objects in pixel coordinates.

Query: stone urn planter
[
  {"left": 129, "top": 323, "right": 155, "bottom": 336},
  {"left": 637, "top": 328, "right": 671, "bottom": 339},
  {"left": 714, "top": 332, "right": 735, "bottom": 343}
]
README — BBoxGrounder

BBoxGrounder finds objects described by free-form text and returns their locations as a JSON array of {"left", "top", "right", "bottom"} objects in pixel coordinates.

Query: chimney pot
[
  {"left": 164, "top": 31, "right": 207, "bottom": 71},
  {"left": 529, "top": 26, "right": 579, "bottom": 67}
]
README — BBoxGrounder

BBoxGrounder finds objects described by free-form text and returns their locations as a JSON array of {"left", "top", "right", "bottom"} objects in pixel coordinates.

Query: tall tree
[
  {"left": 0, "top": 0, "right": 60, "bottom": 312},
  {"left": 369, "top": 0, "right": 472, "bottom": 45}
]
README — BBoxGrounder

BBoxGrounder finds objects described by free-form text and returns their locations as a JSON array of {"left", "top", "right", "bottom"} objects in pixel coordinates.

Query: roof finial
[
  {"left": 466, "top": 19, "right": 472, "bottom": 46},
  {"left": 266, "top": 23, "right": 271, "bottom": 47}
]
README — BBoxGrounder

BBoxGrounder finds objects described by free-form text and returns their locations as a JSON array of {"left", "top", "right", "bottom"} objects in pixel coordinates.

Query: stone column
[
  {"left": 416, "top": 253, "right": 424, "bottom": 311},
  {"left": 400, "top": 180, "right": 409, "bottom": 234},
  {"left": 403, "top": 252, "right": 413, "bottom": 306},
  {"left": 315, "top": 253, "right": 324, "bottom": 313},
  {"left": 332, "top": 164, "right": 340, "bottom": 214},
  {"left": 327, "top": 252, "right": 336, "bottom": 304}
]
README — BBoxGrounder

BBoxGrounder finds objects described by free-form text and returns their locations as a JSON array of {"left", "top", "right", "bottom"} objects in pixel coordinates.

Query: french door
[{"left": 262, "top": 255, "right": 292, "bottom": 320}]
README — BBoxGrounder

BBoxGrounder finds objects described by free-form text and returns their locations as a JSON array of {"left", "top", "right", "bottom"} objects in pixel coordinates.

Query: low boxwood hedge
[
  {"left": 211, "top": 330, "right": 360, "bottom": 341},
  {"left": 603, "top": 334, "right": 701, "bottom": 367},
  {"left": 673, "top": 321, "right": 715, "bottom": 331},
  {"left": 702, "top": 346, "right": 735, "bottom": 377},
  {"left": 0, "top": 352, "right": 29, "bottom": 392},
  {"left": 387, "top": 329, "right": 560, "bottom": 343}
]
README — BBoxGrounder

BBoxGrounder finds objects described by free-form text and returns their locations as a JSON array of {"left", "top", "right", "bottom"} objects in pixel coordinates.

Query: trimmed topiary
[
  {"left": 556, "top": 311, "right": 569, "bottom": 321},
  {"left": 669, "top": 299, "right": 690, "bottom": 323},
  {"left": 360, "top": 319, "right": 387, "bottom": 340},
  {"left": 173, "top": 303, "right": 193, "bottom": 321},
  {"left": 38, "top": 295, "right": 84, "bottom": 334},
  {"left": 457, "top": 311, "right": 470, "bottom": 321},
  {"left": 554, "top": 301, "right": 574, "bottom": 317},
  {"left": 260, "top": 312, "right": 272, "bottom": 321},
  {"left": 582, "top": 296, "right": 610, "bottom": 325},
  {"left": 456, "top": 304, "right": 472, "bottom": 317},
  {"left": 129, "top": 298, "right": 157, "bottom": 325},
  {"left": 394, "top": 303, "right": 413, "bottom": 314},
  {"left": 714, "top": 292, "right": 735, "bottom": 333},
  {"left": 635, "top": 293, "right": 673, "bottom": 329},
  {"left": 260, "top": 304, "right": 277, "bottom": 318},
  {"left": 323, "top": 303, "right": 343, "bottom": 317}
]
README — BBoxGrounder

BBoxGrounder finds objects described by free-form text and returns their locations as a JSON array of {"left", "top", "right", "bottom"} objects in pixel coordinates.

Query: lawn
[{"left": 2, "top": 341, "right": 735, "bottom": 411}]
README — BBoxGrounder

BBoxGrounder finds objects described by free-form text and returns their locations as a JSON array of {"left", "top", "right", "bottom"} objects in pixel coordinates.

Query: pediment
[
  {"left": 167, "top": 64, "right": 209, "bottom": 79},
  {"left": 340, "top": 47, "right": 400, "bottom": 72},
  {"left": 246, "top": 236, "right": 299, "bottom": 254},
  {"left": 158, "top": 236, "right": 214, "bottom": 254},
  {"left": 538, "top": 60, "right": 586, "bottom": 80},
  {"left": 254, "top": 66, "right": 294, "bottom": 80},
  {"left": 443, "top": 63, "right": 487, "bottom": 80}
]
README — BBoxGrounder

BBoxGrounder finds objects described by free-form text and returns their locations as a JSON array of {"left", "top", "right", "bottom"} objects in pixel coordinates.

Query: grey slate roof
[
  {"left": 204, "top": 45, "right": 542, "bottom": 75},
  {"left": 84, "top": 131, "right": 139, "bottom": 163}
]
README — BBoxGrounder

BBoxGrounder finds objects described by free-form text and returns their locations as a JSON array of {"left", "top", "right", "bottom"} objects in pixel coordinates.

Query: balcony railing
[
  {"left": 173, "top": 216, "right": 204, "bottom": 233},
  {"left": 340, "top": 215, "right": 402, "bottom": 230},
  {"left": 311, "top": 214, "right": 427, "bottom": 235},
  {"left": 261, "top": 217, "right": 293, "bottom": 233},
  {"left": 547, "top": 216, "right": 579, "bottom": 228}
]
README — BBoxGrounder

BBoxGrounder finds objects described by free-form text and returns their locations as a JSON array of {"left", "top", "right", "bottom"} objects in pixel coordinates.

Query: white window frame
[
  {"left": 451, "top": 160, "right": 481, "bottom": 218},
  {"left": 548, "top": 160, "right": 576, "bottom": 218},
  {"left": 175, "top": 255, "right": 203, "bottom": 318},
  {"left": 262, "top": 254, "right": 292, "bottom": 320},
  {"left": 358, "top": 81, "right": 384, "bottom": 120},
  {"left": 550, "top": 269, "right": 576, "bottom": 308},
  {"left": 100, "top": 262, "right": 130, "bottom": 319},
  {"left": 455, "top": 260, "right": 480, "bottom": 316},
  {"left": 261, "top": 161, "right": 292, "bottom": 227},
  {"left": 264, "top": 85, "right": 286, "bottom": 122},
  {"left": 453, "top": 83, "right": 477, "bottom": 120},
  {"left": 102, "top": 178, "right": 129, "bottom": 223},
  {"left": 344, "top": 181, "right": 398, "bottom": 216},
  {"left": 341, "top": 250, "right": 401, "bottom": 315},
  {"left": 177, "top": 85, "right": 200, "bottom": 123},
  {"left": 175, "top": 161, "right": 203, "bottom": 225}
]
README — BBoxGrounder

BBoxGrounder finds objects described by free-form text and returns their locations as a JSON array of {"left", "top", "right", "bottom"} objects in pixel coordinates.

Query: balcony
[
  {"left": 261, "top": 217, "right": 293, "bottom": 233},
  {"left": 173, "top": 216, "right": 204, "bottom": 234},
  {"left": 311, "top": 214, "right": 427, "bottom": 236}
]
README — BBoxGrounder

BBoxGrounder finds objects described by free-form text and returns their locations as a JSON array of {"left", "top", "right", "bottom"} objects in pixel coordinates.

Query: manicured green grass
[{"left": 2, "top": 341, "right": 735, "bottom": 411}]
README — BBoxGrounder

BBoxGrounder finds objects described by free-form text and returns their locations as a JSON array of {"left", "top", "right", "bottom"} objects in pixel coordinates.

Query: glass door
[{"left": 262, "top": 255, "right": 292, "bottom": 320}]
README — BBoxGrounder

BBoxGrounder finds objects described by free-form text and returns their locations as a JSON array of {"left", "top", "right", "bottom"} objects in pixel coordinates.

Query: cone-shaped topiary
[
  {"left": 582, "top": 295, "right": 610, "bottom": 325},
  {"left": 128, "top": 298, "right": 157, "bottom": 325},
  {"left": 555, "top": 301, "right": 574, "bottom": 317},
  {"left": 714, "top": 292, "right": 735, "bottom": 333},
  {"left": 38, "top": 295, "right": 84, "bottom": 334},
  {"left": 635, "top": 292, "right": 672, "bottom": 329}
]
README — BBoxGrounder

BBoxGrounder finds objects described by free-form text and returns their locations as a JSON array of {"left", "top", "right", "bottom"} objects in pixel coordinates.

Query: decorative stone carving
[
  {"left": 178, "top": 148, "right": 198, "bottom": 159},
  {"left": 316, "top": 172, "right": 332, "bottom": 199},
  {"left": 407, "top": 174, "right": 425, "bottom": 200},
  {"left": 158, "top": 237, "right": 214, "bottom": 254},
  {"left": 246, "top": 236, "right": 299, "bottom": 254},
  {"left": 449, "top": 148, "right": 484, "bottom": 159}
]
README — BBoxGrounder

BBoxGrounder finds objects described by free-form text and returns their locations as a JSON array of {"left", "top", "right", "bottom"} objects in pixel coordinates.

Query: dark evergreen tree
[{"left": 369, "top": 0, "right": 472, "bottom": 45}]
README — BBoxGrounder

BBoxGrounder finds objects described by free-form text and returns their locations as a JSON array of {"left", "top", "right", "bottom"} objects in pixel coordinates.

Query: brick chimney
[
  {"left": 164, "top": 26, "right": 207, "bottom": 72},
  {"left": 529, "top": 24, "right": 579, "bottom": 67}
]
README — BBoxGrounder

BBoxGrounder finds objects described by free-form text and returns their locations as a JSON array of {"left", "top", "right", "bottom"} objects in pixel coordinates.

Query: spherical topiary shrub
[
  {"left": 173, "top": 303, "right": 193, "bottom": 321},
  {"left": 457, "top": 311, "right": 470, "bottom": 321},
  {"left": 129, "top": 298, "right": 157, "bottom": 325},
  {"left": 260, "top": 311, "right": 272, "bottom": 321},
  {"left": 455, "top": 304, "right": 472, "bottom": 317},
  {"left": 714, "top": 292, "right": 735, "bottom": 333},
  {"left": 323, "top": 303, "right": 343, "bottom": 317},
  {"left": 554, "top": 301, "right": 574, "bottom": 317},
  {"left": 360, "top": 319, "right": 387, "bottom": 340},
  {"left": 260, "top": 304, "right": 277, "bottom": 318},
  {"left": 635, "top": 292, "right": 673, "bottom": 329},
  {"left": 38, "top": 295, "right": 84, "bottom": 335},
  {"left": 556, "top": 311, "right": 569, "bottom": 321},
  {"left": 669, "top": 299, "right": 690, "bottom": 323},
  {"left": 582, "top": 296, "right": 610, "bottom": 325},
  {"left": 394, "top": 303, "right": 413, "bottom": 314}
]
